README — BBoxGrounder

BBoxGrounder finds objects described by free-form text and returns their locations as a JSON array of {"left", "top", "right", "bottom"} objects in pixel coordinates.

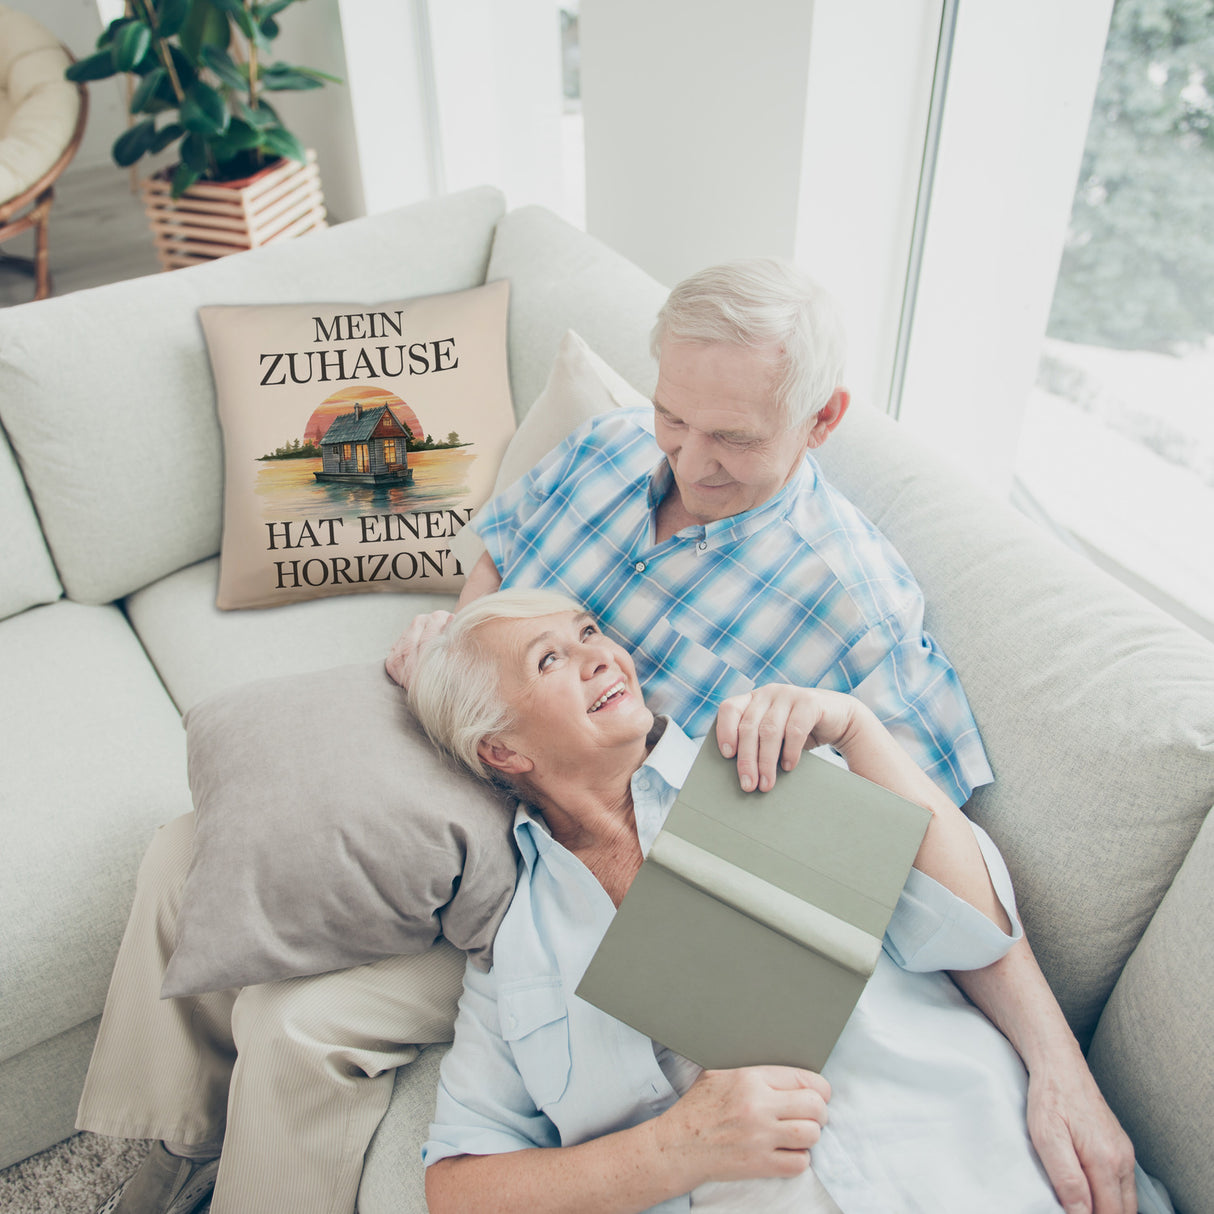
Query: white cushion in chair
[{"left": 0, "top": 6, "right": 78, "bottom": 203}]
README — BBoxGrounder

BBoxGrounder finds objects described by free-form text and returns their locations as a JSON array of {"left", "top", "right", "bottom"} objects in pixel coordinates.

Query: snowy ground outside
[{"left": 1017, "top": 338, "right": 1214, "bottom": 634}]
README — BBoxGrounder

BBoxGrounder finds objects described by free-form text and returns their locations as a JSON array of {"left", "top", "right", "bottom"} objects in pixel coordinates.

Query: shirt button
[
  {"left": 697, "top": 541, "right": 708, "bottom": 551},
  {"left": 634, "top": 561, "right": 646, "bottom": 573}
]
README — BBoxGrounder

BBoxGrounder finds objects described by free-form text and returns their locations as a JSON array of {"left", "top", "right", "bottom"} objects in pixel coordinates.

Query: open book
[{"left": 575, "top": 743, "right": 932, "bottom": 1071}]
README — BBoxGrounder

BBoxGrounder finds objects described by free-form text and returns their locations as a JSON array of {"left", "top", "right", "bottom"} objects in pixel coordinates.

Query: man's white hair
[
  {"left": 650, "top": 258, "right": 847, "bottom": 429},
  {"left": 407, "top": 588, "right": 586, "bottom": 781}
]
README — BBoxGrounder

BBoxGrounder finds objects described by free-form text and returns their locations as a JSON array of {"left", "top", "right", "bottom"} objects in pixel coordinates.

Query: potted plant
[{"left": 66, "top": 0, "right": 340, "bottom": 268}]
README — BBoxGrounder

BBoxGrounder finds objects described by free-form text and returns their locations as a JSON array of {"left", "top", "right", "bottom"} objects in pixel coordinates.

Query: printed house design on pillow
[{"left": 200, "top": 281, "right": 515, "bottom": 609}]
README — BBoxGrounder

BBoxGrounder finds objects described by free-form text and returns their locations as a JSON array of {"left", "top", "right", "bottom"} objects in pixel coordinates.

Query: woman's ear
[{"left": 477, "top": 738, "right": 534, "bottom": 777}]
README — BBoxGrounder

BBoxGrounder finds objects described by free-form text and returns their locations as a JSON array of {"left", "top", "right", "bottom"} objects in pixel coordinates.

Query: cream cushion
[{"left": 0, "top": 6, "right": 79, "bottom": 202}]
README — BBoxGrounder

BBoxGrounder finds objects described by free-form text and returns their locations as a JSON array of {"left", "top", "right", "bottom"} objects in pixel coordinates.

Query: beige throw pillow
[
  {"left": 450, "top": 328, "right": 649, "bottom": 570},
  {"left": 200, "top": 280, "right": 515, "bottom": 609}
]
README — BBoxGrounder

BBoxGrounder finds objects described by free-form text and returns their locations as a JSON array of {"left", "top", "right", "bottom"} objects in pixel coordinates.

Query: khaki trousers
[{"left": 76, "top": 814, "right": 466, "bottom": 1214}]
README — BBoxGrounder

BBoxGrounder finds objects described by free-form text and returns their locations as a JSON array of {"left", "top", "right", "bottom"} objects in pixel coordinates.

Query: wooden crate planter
[{"left": 140, "top": 150, "right": 327, "bottom": 271}]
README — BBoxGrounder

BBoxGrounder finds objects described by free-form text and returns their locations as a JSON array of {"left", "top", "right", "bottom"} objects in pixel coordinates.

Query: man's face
[{"left": 652, "top": 340, "right": 816, "bottom": 524}]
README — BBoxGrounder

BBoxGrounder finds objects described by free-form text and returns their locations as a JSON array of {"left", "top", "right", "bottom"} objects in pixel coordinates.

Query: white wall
[
  {"left": 579, "top": 0, "right": 818, "bottom": 288},
  {"left": 795, "top": 0, "right": 941, "bottom": 414}
]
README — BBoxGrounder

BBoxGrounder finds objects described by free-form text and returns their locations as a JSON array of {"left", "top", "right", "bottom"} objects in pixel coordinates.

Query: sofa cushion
[
  {"left": 199, "top": 280, "right": 514, "bottom": 609},
  {"left": 0, "top": 186, "right": 506, "bottom": 606},
  {"left": 487, "top": 205, "right": 668, "bottom": 420},
  {"left": 0, "top": 423, "right": 60, "bottom": 620},
  {"left": 450, "top": 329, "right": 641, "bottom": 571},
  {"left": 359, "top": 1042, "right": 448, "bottom": 1214},
  {"left": 814, "top": 402, "right": 1214, "bottom": 1045},
  {"left": 163, "top": 662, "right": 517, "bottom": 997},
  {"left": 0, "top": 600, "right": 191, "bottom": 1063},
  {"left": 124, "top": 557, "right": 454, "bottom": 714},
  {"left": 1088, "top": 804, "right": 1214, "bottom": 1214}
]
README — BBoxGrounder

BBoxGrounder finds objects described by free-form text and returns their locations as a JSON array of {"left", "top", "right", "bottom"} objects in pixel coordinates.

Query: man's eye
[
  {"left": 581, "top": 624, "right": 599, "bottom": 639},
  {"left": 539, "top": 651, "right": 557, "bottom": 671}
]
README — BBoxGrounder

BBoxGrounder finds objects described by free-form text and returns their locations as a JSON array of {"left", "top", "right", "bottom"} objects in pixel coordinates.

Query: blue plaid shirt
[{"left": 472, "top": 407, "right": 992, "bottom": 805}]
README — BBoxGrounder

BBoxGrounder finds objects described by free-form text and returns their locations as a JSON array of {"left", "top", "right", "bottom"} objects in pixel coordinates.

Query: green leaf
[
  {"left": 171, "top": 162, "right": 201, "bottom": 197},
  {"left": 112, "top": 119, "right": 157, "bottom": 167},
  {"left": 259, "top": 125, "right": 305, "bottom": 163},
  {"left": 66, "top": 50, "right": 119, "bottom": 83},
  {"left": 259, "top": 62, "right": 323, "bottom": 91},
  {"left": 180, "top": 0, "right": 231, "bottom": 63},
  {"left": 180, "top": 131, "right": 210, "bottom": 172},
  {"left": 129, "top": 66, "right": 167, "bottom": 113},
  {"left": 112, "top": 20, "right": 152, "bottom": 72},
  {"left": 259, "top": 15, "right": 279, "bottom": 40},
  {"left": 200, "top": 44, "right": 248, "bottom": 90},
  {"left": 221, "top": 118, "right": 263, "bottom": 150},
  {"left": 155, "top": 0, "right": 192, "bottom": 40},
  {"left": 234, "top": 97, "right": 278, "bottom": 129},
  {"left": 96, "top": 17, "right": 128, "bottom": 50},
  {"left": 167, "top": 44, "right": 198, "bottom": 91},
  {"left": 150, "top": 122, "right": 185, "bottom": 153},
  {"left": 181, "top": 80, "right": 230, "bottom": 135}
]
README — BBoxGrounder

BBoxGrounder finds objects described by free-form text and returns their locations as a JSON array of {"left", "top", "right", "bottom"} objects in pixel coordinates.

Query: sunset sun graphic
[{"left": 302, "top": 386, "right": 423, "bottom": 446}]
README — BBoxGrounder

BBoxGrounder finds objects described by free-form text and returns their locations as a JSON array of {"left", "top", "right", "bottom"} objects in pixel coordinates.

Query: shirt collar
[
  {"left": 645, "top": 456, "right": 818, "bottom": 547},
  {"left": 512, "top": 716, "right": 703, "bottom": 869}
]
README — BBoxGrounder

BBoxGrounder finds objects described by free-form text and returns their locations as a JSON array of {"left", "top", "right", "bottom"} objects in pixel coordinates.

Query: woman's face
[{"left": 477, "top": 610, "right": 653, "bottom": 776}]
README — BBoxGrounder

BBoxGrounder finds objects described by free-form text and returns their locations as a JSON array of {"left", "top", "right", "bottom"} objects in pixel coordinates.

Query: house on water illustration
[{"left": 315, "top": 404, "right": 414, "bottom": 486}]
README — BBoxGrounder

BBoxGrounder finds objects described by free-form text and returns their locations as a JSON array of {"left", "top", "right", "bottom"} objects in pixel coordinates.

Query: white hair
[
  {"left": 407, "top": 588, "right": 586, "bottom": 781},
  {"left": 650, "top": 258, "right": 847, "bottom": 429}
]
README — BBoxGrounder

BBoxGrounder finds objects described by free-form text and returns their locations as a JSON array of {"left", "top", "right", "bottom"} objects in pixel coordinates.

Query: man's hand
[
  {"left": 385, "top": 610, "right": 453, "bottom": 689},
  {"left": 1026, "top": 1061, "right": 1137, "bottom": 1214},
  {"left": 715, "top": 684, "right": 860, "bottom": 792}
]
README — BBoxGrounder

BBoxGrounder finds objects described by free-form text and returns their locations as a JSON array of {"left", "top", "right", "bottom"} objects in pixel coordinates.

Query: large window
[{"left": 1014, "top": 0, "right": 1214, "bottom": 636}]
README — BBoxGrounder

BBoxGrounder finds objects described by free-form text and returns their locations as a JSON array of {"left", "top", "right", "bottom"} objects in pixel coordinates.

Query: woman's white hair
[
  {"left": 407, "top": 588, "right": 586, "bottom": 782},
  {"left": 650, "top": 258, "right": 847, "bottom": 429}
]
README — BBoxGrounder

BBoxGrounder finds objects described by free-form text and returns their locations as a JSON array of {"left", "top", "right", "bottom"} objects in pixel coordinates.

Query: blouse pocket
[{"left": 499, "top": 978, "right": 572, "bottom": 1109}]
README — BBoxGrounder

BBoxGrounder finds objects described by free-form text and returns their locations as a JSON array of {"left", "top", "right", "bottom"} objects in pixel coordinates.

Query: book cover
[{"left": 575, "top": 744, "right": 932, "bottom": 1071}]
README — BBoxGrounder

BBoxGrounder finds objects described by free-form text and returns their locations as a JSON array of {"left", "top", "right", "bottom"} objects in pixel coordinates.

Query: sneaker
[{"left": 96, "top": 1142, "right": 220, "bottom": 1214}]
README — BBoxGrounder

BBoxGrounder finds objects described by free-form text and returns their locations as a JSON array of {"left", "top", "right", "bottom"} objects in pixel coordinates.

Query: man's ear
[
  {"left": 806, "top": 388, "right": 850, "bottom": 450},
  {"left": 477, "top": 738, "right": 534, "bottom": 777}
]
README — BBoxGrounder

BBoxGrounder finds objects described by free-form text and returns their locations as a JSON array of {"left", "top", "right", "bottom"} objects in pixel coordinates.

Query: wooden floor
[{"left": 0, "top": 162, "right": 163, "bottom": 308}]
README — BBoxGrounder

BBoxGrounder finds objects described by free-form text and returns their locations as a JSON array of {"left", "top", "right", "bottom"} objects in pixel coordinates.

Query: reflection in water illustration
[{"left": 255, "top": 449, "right": 477, "bottom": 520}]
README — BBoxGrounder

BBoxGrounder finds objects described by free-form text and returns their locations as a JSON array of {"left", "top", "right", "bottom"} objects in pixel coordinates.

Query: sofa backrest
[
  {"left": 0, "top": 186, "right": 507, "bottom": 606},
  {"left": 485, "top": 204, "right": 669, "bottom": 418},
  {"left": 0, "top": 422, "right": 61, "bottom": 620}
]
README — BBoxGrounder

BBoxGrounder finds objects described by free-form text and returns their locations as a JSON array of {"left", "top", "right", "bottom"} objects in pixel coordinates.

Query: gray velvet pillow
[{"left": 161, "top": 662, "right": 518, "bottom": 998}]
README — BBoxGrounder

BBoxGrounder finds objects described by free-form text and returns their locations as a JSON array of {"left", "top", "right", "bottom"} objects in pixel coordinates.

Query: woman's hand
[
  {"left": 715, "top": 684, "right": 861, "bottom": 792},
  {"left": 653, "top": 1066, "right": 831, "bottom": 1185},
  {"left": 385, "top": 610, "right": 454, "bottom": 688}
]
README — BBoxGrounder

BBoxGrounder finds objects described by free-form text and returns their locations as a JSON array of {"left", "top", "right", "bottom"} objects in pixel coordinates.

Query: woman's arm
[
  {"left": 427, "top": 1065, "right": 830, "bottom": 1214},
  {"left": 715, "top": 684, "right": 1010, "bottom": 931}
]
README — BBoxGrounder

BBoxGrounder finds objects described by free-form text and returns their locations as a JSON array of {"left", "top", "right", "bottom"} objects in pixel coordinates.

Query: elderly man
[{"left": 390, "top": 260, "right": 1136, "bottom": 1214}]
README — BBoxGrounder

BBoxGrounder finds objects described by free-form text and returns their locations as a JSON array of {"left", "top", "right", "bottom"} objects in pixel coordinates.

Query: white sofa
[{"left": 1, "top": 186, "right": 1211, "bottom": 1214}]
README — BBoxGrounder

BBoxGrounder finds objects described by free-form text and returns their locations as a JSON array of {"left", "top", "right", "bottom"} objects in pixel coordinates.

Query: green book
[{"left": 575, "top": 743, "right": 932, "bottom": 1072}]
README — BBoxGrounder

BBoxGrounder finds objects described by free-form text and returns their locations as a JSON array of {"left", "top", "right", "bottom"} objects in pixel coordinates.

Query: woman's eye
[
  {"left": 581, "top": 624, "right": 598, "bottom": 639},
  {"left": 538, "top": 651, "right": 557, "bottom": 671}
]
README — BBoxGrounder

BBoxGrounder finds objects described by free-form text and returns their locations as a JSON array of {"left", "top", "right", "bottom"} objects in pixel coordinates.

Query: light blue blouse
[{"left": 424, "top": 722, "right": 1067, "bottom": 1212}]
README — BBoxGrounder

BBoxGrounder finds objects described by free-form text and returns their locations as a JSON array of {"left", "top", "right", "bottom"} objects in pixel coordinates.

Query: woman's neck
[{"left": 526, "top": 744, "right": 650, "bottom": 906}]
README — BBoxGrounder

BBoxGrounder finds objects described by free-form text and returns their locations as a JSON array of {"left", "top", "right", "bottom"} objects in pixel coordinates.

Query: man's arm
[
  {"left": 951, "top": 942, "right": 1137, "bottom": 1214},
  {"left": 385, "top": 552, "right": 502, "bottom": 688}
]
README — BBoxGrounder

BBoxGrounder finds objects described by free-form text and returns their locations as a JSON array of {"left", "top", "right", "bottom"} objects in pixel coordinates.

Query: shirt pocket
[
  {"left": 499, "top": 978, "right": 572, "bottom": 1110},
  {"left": 636, "top": 615, "right": 754, "bottom": 720}
]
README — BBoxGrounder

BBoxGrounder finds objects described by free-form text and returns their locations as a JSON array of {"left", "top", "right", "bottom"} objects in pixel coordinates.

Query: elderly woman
[{"left": 407, "top": 587, "right": 1096, "bottom": 1214}]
